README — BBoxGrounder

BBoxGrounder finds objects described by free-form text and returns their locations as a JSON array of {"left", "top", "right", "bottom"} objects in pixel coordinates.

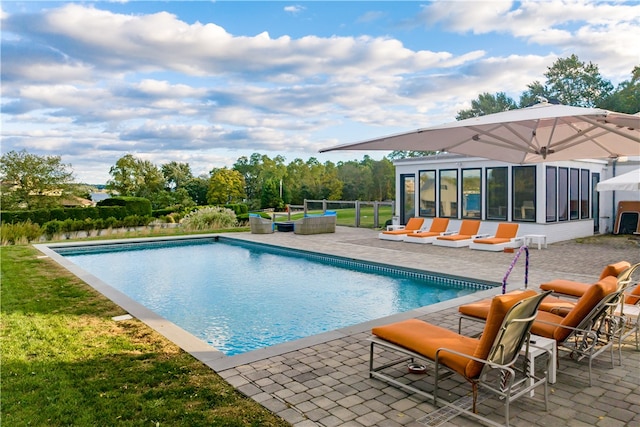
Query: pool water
[{"left": 57, "top": 238, "right": 491, "bottom": 355}]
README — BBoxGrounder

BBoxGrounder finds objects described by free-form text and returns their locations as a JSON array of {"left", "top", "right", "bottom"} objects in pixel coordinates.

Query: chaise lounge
[
  {"left": 293, "top": 213, "right": 336, "bottom": 235},
  {"left": 468, "top": 223, "right": 523, "bottom": 252},
  {"left": 432, "top": 219, "right": 483, "bottom": 248},
  {"left": 378, "top": 217, "right": 425, "bottom": 241},
  {"left": 403, "top": 218, "right": 450, "bottom": 244}
]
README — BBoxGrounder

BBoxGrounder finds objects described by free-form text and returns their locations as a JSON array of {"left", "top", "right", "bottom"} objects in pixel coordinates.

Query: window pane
[
  {"left": 439, "top": 169, "right": 458, "bottom": 217},
  {"left": 419, "top": 170, "right": 436, "bottom": 217},
  {"left": 401, "top": 174, "right": 415, "bottom": 224},
  {"left": 581, "top": 169, "right": 590, "bottom": 219},
  {"left": 570, "top": 168, "right": 579, "bottom": 220},
  {"left": 513, "top": 166, "right": 536, "bottom": 221},
  {"left": 546, "top": 167, "right": 557, "bottom": 222},
  {"left": 462, "top": 169, "right": 481, "bottom": 218},
  {"left": 486, "top": 167, "right": 508, "bottom": 221},
  {"left": 558, "top": 168, "right": 568, "bottom": 221}
]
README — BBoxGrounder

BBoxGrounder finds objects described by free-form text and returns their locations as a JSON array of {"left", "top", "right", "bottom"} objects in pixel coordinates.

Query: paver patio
[{"left": 213, "top": 227, "right": 640, "bottom": 427}]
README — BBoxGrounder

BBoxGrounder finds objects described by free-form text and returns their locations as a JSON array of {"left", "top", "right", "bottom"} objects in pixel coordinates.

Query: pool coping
[{"left": 34, "top": 233, "right": 508, "bottom": 372}]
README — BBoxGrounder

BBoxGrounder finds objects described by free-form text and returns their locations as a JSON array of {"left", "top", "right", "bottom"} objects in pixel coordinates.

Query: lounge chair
[
  {"left": 431, "top": 219, "right": 483, "bottom": 248},
  {"left": 468, "top": 223, "right": 523, "bottom": 252},
  {"left": 403, "top": 218, "right": 450, "bottom": 244},
  {"left": 249, "top": 214, "right": 274, "bottom": 234},
  {"left": 378, "top": 217, "right": 425, "bottom": 241},
  {"left": 369, "top": 291, "right": 550, "bottom": 427},
  {"left": 539, "top": 261, "right": 631, "bottom": 297},
  {"left": 458, "top": 279, "right": 623, "bottom": 386}
]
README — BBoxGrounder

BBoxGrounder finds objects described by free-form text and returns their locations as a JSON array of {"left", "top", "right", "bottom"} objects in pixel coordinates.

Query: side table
[{"left": 524, "top": 234, "right": 547, "bottom": 250}]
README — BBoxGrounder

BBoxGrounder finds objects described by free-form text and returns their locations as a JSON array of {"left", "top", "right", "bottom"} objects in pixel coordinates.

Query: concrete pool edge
[{"left": 34, "top": 233, "right": 506, "bottom": 372}]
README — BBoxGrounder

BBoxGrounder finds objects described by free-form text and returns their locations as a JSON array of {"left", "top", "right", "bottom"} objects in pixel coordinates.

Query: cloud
[
  {"left": 284, "top": 5, "right": 305, "bottom": 15},
  {"left": 1, "top": 1, "right": 637, "bottom": 184}
]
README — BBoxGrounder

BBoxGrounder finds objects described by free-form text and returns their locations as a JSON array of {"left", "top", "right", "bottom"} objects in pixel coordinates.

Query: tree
[
  {"left": 183, "top": 175, "right": 210, "bottom": 205},
  {"left": 162, "top": 161, "right": 193, "bottom": 190},
  {"left": 207, "top": 168, "right": 246, "bottom": 205},
  {"left": 387, "top": 150, "right": 437, "bottom": 160},
  {"left": 599, "top": 66, "right": 640, "bottom": 114},
  {"left": 518, "top": 81, "right": 552, "bottom": 107},
  {"left": 106, "top": 154, "right": 169, "bottom": 209},
  {"left": 543, "top": 54, "right": 613, "bottom": 107},
  {"left": 0, "top": 150, "right": 74, "bottom": 210},
  {"left": 456, "top": 92, "right": 517, "bottom": 120}
]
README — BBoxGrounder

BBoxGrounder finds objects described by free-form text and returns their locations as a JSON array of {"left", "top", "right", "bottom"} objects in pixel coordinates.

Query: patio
[{"left": 212, "top": 227, "right": 640, "bottom": 427}]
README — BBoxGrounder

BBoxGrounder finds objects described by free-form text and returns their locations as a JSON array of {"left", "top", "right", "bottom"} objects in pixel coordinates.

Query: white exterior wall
[{"left": 393, "top": 155, "right": 616, "bottom": 244}]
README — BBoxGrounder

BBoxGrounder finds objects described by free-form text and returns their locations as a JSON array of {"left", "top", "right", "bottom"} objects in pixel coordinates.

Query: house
[{"left": 392, "top": 154, "right": 640, "bottom": 244}]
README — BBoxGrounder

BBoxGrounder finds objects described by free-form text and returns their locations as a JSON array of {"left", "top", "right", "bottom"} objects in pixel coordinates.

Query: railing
[
  {"left": 501, "top": 245, "right": 529, "bottom": 294},
  {"left": 273, "top": 199, "right": 395, "bottom": 229}
]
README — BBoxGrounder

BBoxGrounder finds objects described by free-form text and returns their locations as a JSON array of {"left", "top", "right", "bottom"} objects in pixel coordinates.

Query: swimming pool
[{"left": 52, "top": 237, "right": 493, "bottom": 356}]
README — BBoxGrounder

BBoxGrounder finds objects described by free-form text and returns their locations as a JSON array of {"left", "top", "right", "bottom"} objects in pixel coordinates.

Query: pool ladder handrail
[{"left": 501, "top": 245, "right": 529, "bottom": 294}]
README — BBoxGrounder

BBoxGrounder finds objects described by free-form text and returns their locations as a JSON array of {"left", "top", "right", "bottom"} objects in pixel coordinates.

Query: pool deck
[
  {"left": 39, "top": 227, "right": 640, "bottom": 426},
  {"left": 214, "top": 227, "right": 639, "bottom": 427}
]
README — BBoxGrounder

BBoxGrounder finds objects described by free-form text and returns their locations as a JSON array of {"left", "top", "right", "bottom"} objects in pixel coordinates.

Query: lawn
[{"left": 1, "top": 244, "right": 290, "bottom": 427}]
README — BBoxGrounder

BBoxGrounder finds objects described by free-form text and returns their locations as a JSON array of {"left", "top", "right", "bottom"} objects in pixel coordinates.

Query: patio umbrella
[
  {"left": 320, "top": 102, "right": 640, "bottom": 163},
  {"left": 596, "top": 168, "right": 640, "bottom": 192}
]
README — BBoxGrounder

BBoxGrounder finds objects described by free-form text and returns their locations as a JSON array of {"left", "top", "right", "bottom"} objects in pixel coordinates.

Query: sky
[{"left": 2, "top": 1, "right": 639, "bottom": 185}]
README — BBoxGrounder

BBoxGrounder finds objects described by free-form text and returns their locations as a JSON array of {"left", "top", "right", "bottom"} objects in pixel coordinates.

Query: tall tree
[
  {"left": 207, "top": 167, "right": 246, "bottom": 205},
  {"left": 106, "top": 154, "right": 165, "bottom": 198},
  {"left": 599, "top": 66, "right": 640, "bottom": 113},
  {"left": 543, "top": 54, "right": 613, "bottom": 107},
  {"left": 183, "top": 175, "right": 210, "bottom": 206},
  {"left": 456, "top": 92, "right": 517, "bottom": 120},
  {"left": 162, "top": 161, "right": 193, "bottom": 190},
  {"left": 0, "top": 150, "right": 74, "bottom": 210}
]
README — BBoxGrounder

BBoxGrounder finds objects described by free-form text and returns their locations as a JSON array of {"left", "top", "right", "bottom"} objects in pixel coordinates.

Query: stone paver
[{"left": 212, "top": 227, "right": 639, "bottom": 426}]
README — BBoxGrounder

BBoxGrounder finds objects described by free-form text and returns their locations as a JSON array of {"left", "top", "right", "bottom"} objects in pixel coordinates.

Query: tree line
[{"left": 2, "top": 55, "right": 638, "bottom": 212}]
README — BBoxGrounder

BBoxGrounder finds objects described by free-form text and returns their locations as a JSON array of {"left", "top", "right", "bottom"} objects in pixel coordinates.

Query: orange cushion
[
  {"left": 410, "top": 231, "right": 441, "bottom": 238},
  {"left": 530, "top": 311, "right": 564, "bottom": 338},
  {"left": 382, "top": 229, "right": 415, "bottom": 235},
  {"left": 599, "top": 261, "right": 631, "bottom": 280},
  {"left": 624, "top": 284, "right": 640, "bottom": 305},
  {"left": 472, "top": 237, "right": 512, "bottom": 245},
  {"left": 555, "top": 278, "right": 617, "bottom": 341},
  {"left": 405, "top": 217, "right": 425, "bottom": 231},
  {"left": 430, "top": 218, "right": 449, "bottom": 233},
  {"left": 438, "top": 234, "right": 472, "bottom": 241},
  {"left": 540, "top": 280, "right": 590, "bottom": 297},
  {"left": 538, "top": 296, "right": 575, "bottom": 314},
  {"left": 372, "top": 319, "right": 479, "bottom": 377},
  {"left": 495, "top": 223, "right": 519, "bottom": 239},
  {"left": 459, "top": 220, "right": 480, "bottom": 236},
  {"left": 458, "top": 290, "right": 538, "bottom": 320}
]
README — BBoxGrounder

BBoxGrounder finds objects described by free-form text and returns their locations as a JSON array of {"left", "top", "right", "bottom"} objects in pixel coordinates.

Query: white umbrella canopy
[
  {"left": 321, "top": 102, "right": 640, "bottom": 163},
  {"left": 596, "top": 168, "right": 640, "bottom": 192}
]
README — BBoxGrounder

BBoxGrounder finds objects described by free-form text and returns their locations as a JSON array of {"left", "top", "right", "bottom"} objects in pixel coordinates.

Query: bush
[
  {"left": 181, "top": 206, "right": 237, "bottom": 231},
  {"left": 42, "top": 220, "right": 63, "bottom": 239},
  {"left": 97, "top": 197, "right": 152, "bottom": 217},
  {"left": 0, "top": 221, "right": 43, "bottom": 245}
]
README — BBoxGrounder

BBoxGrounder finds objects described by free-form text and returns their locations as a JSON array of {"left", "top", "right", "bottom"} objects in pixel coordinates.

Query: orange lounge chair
[
  {"left": 458, "top": 279, "right": 622, "bottom": 385},
  {"left": 468, "top": 223, "right": 523, "bottom": 252},
  {"left": 539, "top": 261, "right": 631, "bottom": 297},
  {"left": 403, "top": 218, "right": 450, "bottom": 244},
  {"left": 369, "top": 291, "right": 550, "bottom": 426},
  {"left": 431, "top": 219, "right": 483, "bottom": 248},
  {"left": 378, "top": 217, "right": 425, "bottom": 241}
]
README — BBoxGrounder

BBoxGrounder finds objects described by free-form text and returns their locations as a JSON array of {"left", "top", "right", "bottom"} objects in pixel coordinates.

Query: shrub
[
  {"left": 42, "top": 220, "right": 63, "bottom": 239},
  {"left": 181, "top": 206, "right": 237, "bottom": 231},
  {"left": 0, "top": 221, "right": 43, "bottom": 245},
  {"left": 97, "top": 197, "right": 152, "bottom": 217}
]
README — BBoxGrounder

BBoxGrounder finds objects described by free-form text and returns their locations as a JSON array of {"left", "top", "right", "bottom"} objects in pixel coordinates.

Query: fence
[{"left": 273, "top": 199, "right": 395, "bottom": 229}]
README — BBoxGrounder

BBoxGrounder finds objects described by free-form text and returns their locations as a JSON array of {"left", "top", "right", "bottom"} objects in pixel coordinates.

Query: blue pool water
[{"left": 57, "top": 238, "right": 492, "bottom": 355}]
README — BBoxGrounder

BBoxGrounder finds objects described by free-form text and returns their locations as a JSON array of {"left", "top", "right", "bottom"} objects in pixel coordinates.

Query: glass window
[
  {"left": 400, "top": 174, "right": 415, "bottom": 224},
  {"left": 513, "top": 166, "right": 536, "bottom": 221},
  {"left": 439, "top": 169, "right": 458, "bottom": 218},
  {"left": 558, "top": 167, "right": 568, "bottom": 221},
  {"left": 581, "top": 169, "right": 590, "bottom": 219},
  {"left": 570, "top": 168, "right": 579, "bottom": 220},
  {"left": 418, "top": 170, "right": 436, "bottom": 217},
  {"left": 546, "top": 167, "right": 557, "bottom": 222},
  {"left": 462, "top": 169, "right": 481, "bottom": 219},
  {"left": 486, "top": 167, "right": 508, "bottom": 221}
]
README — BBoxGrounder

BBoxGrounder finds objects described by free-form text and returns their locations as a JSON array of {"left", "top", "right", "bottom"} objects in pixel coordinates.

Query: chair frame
[
  {"left": 459, "top": 287, "right": 626, "bottom": 386},
  {"left": 369, "top": 292, "right": 550, "bottom": 427}
]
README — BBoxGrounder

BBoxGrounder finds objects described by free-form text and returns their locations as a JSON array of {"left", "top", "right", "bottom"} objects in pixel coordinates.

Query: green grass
[{"left": 1, "top": 245, "right": 290, "bottom": 427}]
